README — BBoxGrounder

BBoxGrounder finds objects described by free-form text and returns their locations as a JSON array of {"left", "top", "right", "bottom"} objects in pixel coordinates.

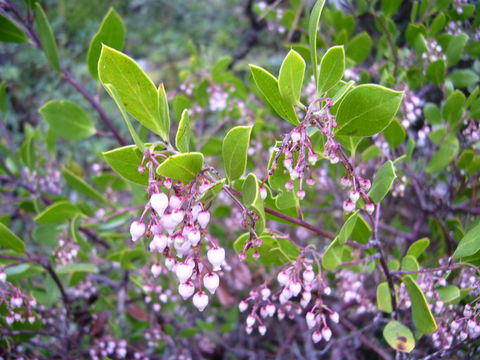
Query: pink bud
[
  {"left": 6, "top": 315, "right": 14, "bottom": 325},
  {"left": 192, "top": 291, "right": 209, "bottom": 311},
  {"left": 258, "top": 324, "right": 267, "bottom": 336},
  {"left": 175, "top": 262, "right": 194, "bottom": 283},
  {"left": 149, "top": 234, "right": 168, "bottom": 253},
  {"left": 359, "top": 178, "right": 371, "bottom": 190},
  {"left": 239, "top": 300, "right": 249, "bottom": 312},
  {"left": 365, "top": 203, "right": 375, "bottom": 215},
  {"left": 0, "top": 271, "right": 6, "bottom": 282},
  {"left": 197, "top": 210, "right": 210, "bottom": 229},
  {"left": 28, "top": 315, "right": 35, "bottom": 324},
  {"left": 289, "top": 281, "right": 302, "bottom": 297},
  {"left": 349, "top": 191, "right": 360, "bottom": 203},
  {"left": 343, "top": 200, "right": 355, "bottom": 213},
  {"left": 150, "top": 193, "right": 169, "bottom": 215},
  {"left": 303, "top": 268, "right": 315, "bottom": 283},
  {"left": 306, "top": 312, "right": 317, "bottom": 329},
  {"left": 297, "top": 189, "right": 306, "bottom": 200},
  {"left": 266, "top": 303, "right": 276, "bottom": 317},
  {"left": 150, "top": 264, "right": 162, "bottom": 277},
  {"left": 203, "top": 273, "right": 220, "bottom": 294},
  {"left": 246, "top": 315, "right": 256, "bottom": 327},
  {"left": 261, "top": 287, "right": 271, "bottom": 300},
  {"left": 188, "top": 229, "right": 201, "bottom": 246},
  {"left": 11, "top": 296, "right": 23, "bottom": 308},
  {"left": 259, "top": 187, "right": 267, "bottom": 200},
  {"left": 312, "top": 330, "right": 322, "bottom": 343},
  {"left": 308, "top": 153, "right": 318, "bottom": 166},
  {"left": 277, "top": 271, "right": 289, "bottom": 286},
  {"left": 169, "top": 195, "right": 182, "bottom": 210},
  {"left": 340, "top": 176, "right": 352, "bottom": 187},
  {"left": 322, "top": 327, "right": 332, "bottom": 342},
  {"left": 178, "top": 281, "right": 195, "bottom": 300},
  {"left": 285, "top": 181, "right": 294, "bottom": 191},
  {"left": 330, "top": 312, "right": 339, "bottom": 323},
  {"left": 306, "top": 178, "right": 315, "bottom": 186},
  {"left": 129, "top": 221, "right": 146, "bottom": 242},
  {"left": 207, "top": 247, "right": 225, "bottom": 271},
  {"left": 245, "top": 326, "right": 253, "bottom": 334}
]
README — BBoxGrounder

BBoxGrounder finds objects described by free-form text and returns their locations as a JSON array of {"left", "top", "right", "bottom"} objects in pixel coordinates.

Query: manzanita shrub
[{"left": 0, "top": 0, "right": 479, "bottom": 359}]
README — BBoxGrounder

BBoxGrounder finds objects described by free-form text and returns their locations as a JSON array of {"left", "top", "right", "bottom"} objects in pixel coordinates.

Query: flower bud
[
  {"left": 0, "top": 271, "right": 6, "bottom": 282},
  {"left": 169, "top": 195, "right": 182, "bottom": 210},
  {"left": 178, "top": 281, "right": 195, "bottom": 300},
  {"left": 175, "top": 263, "right": 193, "bottom": 283},
  {"left": 259, "top": 187, "right": 267, "bottom": 200},
  {"left": 312, "top": 330, "right": 322, "bottom": 343},
  {"left": 289, "top": 281, "right": 302, "bottom": 297},
  {"left": 322, "top": 327, "right": 332, "bottom": 342},
  {"left": 150, "top": 264, "right": 162, "bottom": 277},
  {"left": 171, "top": 210, "right": 185, "bottom": 226},
  {"left": 207, "top": 247, "right": 225, "bottom": 271},
  {"left": 277, "top": 271, "right": 289, "bottom": 286},
  {"left": 306, "top": 178, "right": 315, "bottom": 186},
  {"left": 301, "top": 292, "right": 312, "bottom": 308},
  {"left": 308, "top": 153, "right": 318, "bottom": 166},
  {"left": 239, "top": 300, "right": 249, "bottom": 312},
  {"left": 365, "top": 203, "right": 375, "bottom": 215},
  {"left": 303, "top": 268, "right": 315, "bottom": 283},
  {"left": 330, "top": 311, "right": 339, "bottom": 323},
  {"left": 192, "top": 291, "right": 209, "bottom": 311},
  {"left": 261, "top": 287, "right": 271, "bottom": 300},
  {"left": 340, "top": 176, "right": 352, "bottom": 187},
  {"left": 165, "top": 257, "right": 175, "bottom": 270},
  {"left": 258, "top": 324, "right": 267, "bottom": 336},
  {"left": 291, "top": 131, "right": 301, "bottom": 142},
  {"left": 343, "top": 199, "right": 355, "bottom": 213},
  {"left": 153, "top": 303, "right": 161, "bottom": 312},
  {"left": 359, "top": 178, "right": 371, "bottom": 190},
  {"left": 285, "top": 181, "right": 294, "bottom": 191},
  {"left": 28, "top": 315, "right": 35, "bottom": 324},
  {"left": 191, "top": 204, "right": 202, "bottom": 220},
  {"left": 246, "top": 315, "right": 256, "bottom": 327},
  {"left": 349, "top": 190, "right": 360, "bottom": 203},
  {"left": 277, "top": 309, "right": 285, "bottom": 320},
  {"left": 306, "top": 312, "right": 317, "bottom": 329},
  {"left": 11, "top": 296, "right": 23, "bottom": 308},
  {"left": 203, "top": 273, "right": 220, "bottom": 294},
  {"left": 297, "top": 189, "right": 306, "bottom": 200},
  {"left": 266, "top": 303, "right": 276, "bottom": 317},
  {"left": 130, "top": 221, "right": 146, "bottom": 242},
  {"left": 245, "top": 326, "right": 253, "bottom": 334},
  {"left": 197, "top": 210, "right": 210, "bottom": 229},
  {"left": 150, "top": 193, "right": 169, "bottom": 215},
  {"left": 6, "top": 315, "right": 14, "bottom": 325},
  {"left": 149, "top": 234, "right": 168, "bottom": 253},
  {"left": 188, "top": 229, "right": 201, "bottom": 246}
]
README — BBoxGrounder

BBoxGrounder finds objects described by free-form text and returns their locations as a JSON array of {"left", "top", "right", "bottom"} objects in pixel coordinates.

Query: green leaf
[
  {"left": 103, "top": 84, "right": 144, "bottom": 151},
  {"left": 368, "top": 160, "right": 397, "bottom": 203},
  {"left": 322, "top": 238, "right": 343, "bottom": 270},
  {"left": 317, "top": 46, "right": 345, "bottom": 94},
  {"left": 426, "top": 60, "right": 445, "bottom": 85},
  {"left": 62, "top": 167, "right": 105, "bottom": 203},
  {"left": 278, "top": 49, "right": 305, "bottom": 105},
  {"left": 350, "top": 214, "right": 371, "bottom": 244},
  {"left": 0, "top": 13, "right": 28, "bottom": 43},
  {"left": 39, "top": 100, "right": 96, "bottom": 141},
  {"left": 222, "top": 126, "right": 252, "bottom": 181},
  {"left": 448, "top": 70, "right": 479, "bottom": 89},
  {"left": 158, "top": 83, "right": 171, "bottom": 142},
  {"left": 381, "top": 0, "right": 402, "bottom": 16},
  {"left": 309, "top": 0, "right": 326, "bottom": 84},
  {"left": 242, "top": 173, "right": 266, "bottom": 234},
  {"left": 0, "top": 223, "right": 26, "bottom": 253},
  {"left": 403, "top": 275, "right": 438, "bottom": 334},
  {"left": 426, "top": 135, "right": 459, "bottom": 174},
  {"left": 98, "top": 45, "right": 169, "bottom": 141},
  {"left": 376, "top": 282, "right": 392, "bottom": 313},
  {"left": 443, "top": 90, "right": 465, "bottom": 125},
  {"left": 383, "top": 119, "right": 406, "bottom": 149},
  {"left": 156, "top": 153, "right": 204, "bottom": 183},
  {"left": 34, "top": 3, "right": 60, "bottom": 72},
  {"left": 337, "top": 211, "right": 359, "bottom": 245},
  {"left": 34, "top": 201, "right": 80, "bottom": 224},
  {"left": 87, "top": 8, "right": 125, "bottom": 80},
  {"left": 401, "top": 255, "right": 420, "bottom": 280},
  {"left": 383, "top": 321, "right": 415, "bottom": 353},
  {"left": 249, "top": 65, "right": 299, "bottom": 125},
  {"left": 429, "top": 13, "right": 446, "bottom": 36},
  {"left": 102, "top": 145, "right": 148, "bottom": 185},
  {"left": 335, "top": 85, "right": 403, "bottom": 137},
  {"left": 437, "top": 285, "right": 460, "bottom": 303},
  {"left": 175, "top": 109, "right": 192, "bottom": 153},
  {"left": 346, "top": 32, "right": 372, "bottom": 65},
  {"left": 56, "top": 263, "right": 98, "bottom": 274},
  {"left": 446, "top": 33, "right": 468, "bottom": 67},
  {"left": 423, "top": 103, "right": 442, "bottom": 124},
  {"left": 453, "top": 222, "right": 480, "bottom": 259},
  {"left": 407, "top": 238, "right": 430, "bottom": 258}
]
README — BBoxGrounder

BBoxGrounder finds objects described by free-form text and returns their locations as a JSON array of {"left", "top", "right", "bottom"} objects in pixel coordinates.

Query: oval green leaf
[
  {"left": 376, "top": 282, "right": 392, "bottom": 313},
  {"left": 335, "top": 85, "right": 403, "bottom": 137},
  {"left": 34, "top": 3, "right": 60, "bottom": 72},
  {"left": 453, "top": 222, "right": 480, "bottom": 259},
  {"left": 368, "top": 160, "right": 397, "bottom": 203},
  {"left": 39, "top": 100, "right": 96, "bottom": 141},
  {"left": 175, "top": 109, "right": 192, "bottom": 153},
  {"left": 222, "top": 125, "right": 252, "bottom": 181},
  {"left": 102, "top": 145, "right": 148, "bottom": 185},
  {"left": 278, "top": 49, "right": 305, "bottom": 105},
  {"left": 156, "top": 152, "right": 204, "bottom": 183},
  {"left": 0, "top": 223, "right": 26, "bottom": 253},
  {"left": 406, "top": 237, "right": 430, "bottom": 258},
  {"left": 403, "top": 275, "right": 438, "bottom": 334},
  {"left": 383, "top": 321, "right": 415, "bottom": 353},
  {"left": 0, "top": 13, "right": 28, "bottom": 43},
  {"left": 317, "top": 46, "right": 345, "bottom": 94},
  {"left": 62, "top": 167, "right": 106, "bottom": 203},
  {"left": 34, "top": 201, "right": 81, "bottom": 224}
]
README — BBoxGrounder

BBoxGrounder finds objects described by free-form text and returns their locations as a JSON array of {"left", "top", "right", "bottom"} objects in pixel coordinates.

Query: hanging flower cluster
[
  {"left": 128, "top": 153, "right": 226, "bottom": 312},
  {"left": 0, "top": 275, "right": 38, "bottom": 326}
]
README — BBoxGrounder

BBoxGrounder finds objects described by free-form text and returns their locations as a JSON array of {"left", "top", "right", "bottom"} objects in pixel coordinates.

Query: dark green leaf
[
  {"left": 0, "top": 13, "right": 28, "bottom": 43},
  {"left": 222, "top": 126, "right": 252, "bottom": 181},
  {"left": 368, "top": 160, "right": 396, "bottom": 203},
  {"left": 0, "top": 223, "right": 26, "bottom": 253},
  {"left": 34, "top": 3, "right": 60, "bottom": 72},
  {"left": 403, "top": 275, "right": 437, "bottom": 334},
  {"left": 453, "top": 222, "right": 480, "bottom": 259}
]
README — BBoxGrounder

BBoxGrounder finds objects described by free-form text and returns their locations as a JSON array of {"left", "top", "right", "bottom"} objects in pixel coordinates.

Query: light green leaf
[
  {"left": 249, "top": 65, "right": 299, "bottom": 125},
  {"left": 446, "top": 33, "right": 468, "bottom": 67},
  {"left": 308, "top": 0, "right": 326, "bottom": 83},
  {"left": 335, "top": 85, "right": 403, "bottom": 137},
  {"left": 98, "top": 45, "right": 169, "bottom": 140},
  {"left": 158, "top": 83, "right": 171, "bottom": 142},
  {"left": 102, "top": 145, "right": 148, "bottom": 185},
  {"left": 346, "top": 32, "right": 372, "bottom": 65},
  {"left": 222, "top": 125, "right": 252, "bottom": 181},
  {"left": 34, "top": 201, "right": 81, "bottom": 224},
  {"left": 337, "top": 211, "right": 359, "bottom": 245},
  {"left": 383, "top": 321, "right": 415, "bottom": 353},
  {"left": 278, "top": 49, "right": 305, "bottom": 105},
  {"left": 437, "top": 285, "right": 461, "bottom": 303},
  {"left": 401, "top": 255, "right": 420, "bottom": 280},
  {"left": 429, "top": 13, "right": 446, "bottom": 36},
  {"left": 368, "top": 160, "right": 397, "bottom": 203},
  {"left": 39, "top": 100, "right": 96, "bottom": 141},
  {"left": 34, "top": 3, "right": 60, "bottom": 72},
  {"left": 453, "top": 222, "right": 480, "bottom": 259},
  {"left": 0, "top": 223, "right": 26, "bottom": 253},
  {"left": 381, "top": 0, "right": 402, "bottom": 16},
  {"left": 156, "top": 152, "right": 204, "bottom": 183},
  {"left": 448, "top": 70, "right": 479, "bottom": 89},
  {"left": 383, "top": 119, "right": 406, "bottom": 149},
  {"left": 426, "top": 135, "right": 459, "bottom": 174},
  {"left": 0, "top": 13, "right": 28, "bottom": 43},
  {"left": 242, "top": 173, "right": 266, "bottom": 234},
  {"left": 350, "top": 214, "right": 371, "bottom": 244},
  {"left": 322, "top": 238, "right": 343, "bottom": 270},
  {"left": 175, "top": 109, "right": 192, "bottom": 153},
  {"left": 403, "top": 275, "right": 438, "bottom": 334},
  {"left": 406, "top": 237, "right": 430, "bottom": 258},
  {"left": 443, "top": 90, "right": 465, "bottom": 125},
  {"left": 376, "top": 282, "right": 392, "bottom": 313},
  {"left": 87, "top": 8, "right": 125, "bottom": 80},
  {"left": 423, "top": 103, "right": 442, "bottom": 124},
  {"left": 56, "top": 263, "right": 98, "bottom": 274},
  {"left": 62, "top": 168, "right": 105, "bottom": 203},
  {"left": 103, "top": 84, "right": 144, "bottom": 151},
  {"left": 317, "top": 46, "right": 345, "bottom": 94}
]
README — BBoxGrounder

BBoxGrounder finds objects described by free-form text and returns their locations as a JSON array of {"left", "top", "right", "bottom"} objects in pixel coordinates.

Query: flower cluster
[
  {"left": 128, "top": 153, "right": 226, "bottom": 312},
  {"left": 89, "top": 337, "right": 128, "bottom": 360},
  {"left": 420, "top": 38, "right": 446, "bottom": 65},
  {"left": 0, "top": 277, "right": 37, "bottom": 326}
]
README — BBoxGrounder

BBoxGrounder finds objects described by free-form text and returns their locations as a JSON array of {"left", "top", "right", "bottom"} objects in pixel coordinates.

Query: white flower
[
  {"left": 197, "top": 210, "right": 210, "bottom": 229},
  {"left": 330, "top": 312, "right": 339, "bottom": 323},
  {"left": 277, "top": 271, "right": 289, "bottom": 286},
  {"left": 164, "top": 257, "right": 175, "bottom": 271},
  {"left": 149, "top": 234, "right": 168, "bottom": 252},
  {"left": 239, "top": 300, "right": 249, "bottom": 312},
  {"left": 260, "top": 187, "right": 267, "bottom": 200},
  {"left": 203, "top": 273, "right": 220, "bottom": 294},
  {"left": 291, "top": 131, "right": 301, "bottom": 142},
  {"left": 150, "top": 264, "right": 162, "bottom": 277},
  {"left": 0, "top": 271, "right": 6, "bottom": 282},
  {"left": 175, "top": 262, "right": 194, "bottom": 283},
  {"left": 312, "top": 330, "right": 322, "bottom": 343},
  {"left": 187, "top": 229, "right": 201, "bottom": 246},
  {"left": 302, "top": 268, "right": 315, "bottom": 283},
  {"left": 306, "top": 312, "right": 317, "bottom": 329},
  {"left": 322, "top": 327, "right": 332, "bottom": 342},
  {"left": 343, "top": 200, "right": 355, "bottom": 213},
  {"left": 266, "top": 304, "right": 276, "bottom": 317},
  {"left": 261, "top": 287, "right": 271, "bottom": 300},
  {"left": 300, "top": 291, "right": 311, "bottom": 308},
  {"left": 171, "top": 210, "right": 185, "bottom": 227},
  {"left": 349, "top": 191, "right": 360, "bottom": 203},
  {"left": 6, "top": 315, "right": 14, "bottom": 325},
  {"left": 258, "top": 324, "right": 267, "bottom": 336},
  {"left": 246, "top": 315, "right": 256, "bottom": 327},
  {"left": 129, "top": 221, "right": 145, "bottom": 242},
  {"left": 178, "top": 281, "right": 195, "bottom": 300},
  {"left": 150, "top": 193, "right": 169, "bottom": 215},
  {"left": 289, "top": 281, "right": 302, "bottom": 297},
  {"left": 11, "top": 296, "right": 23, "bottom": 308},
  {"left": 207, "top": 247, "right": 225, "bottom": 271},
  {"left": 169, "top": 195, "right": 182, "bottom": 210},
  {"left": 192, "top": 291, "right": 209, "bottom": 311}
]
